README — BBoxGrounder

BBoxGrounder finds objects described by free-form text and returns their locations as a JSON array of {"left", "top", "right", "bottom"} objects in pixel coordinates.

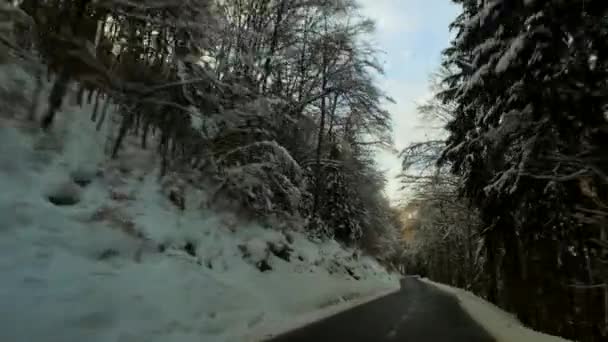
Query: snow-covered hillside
[{"left": 0, "top": 65, "right": 398, "bottom": 342}]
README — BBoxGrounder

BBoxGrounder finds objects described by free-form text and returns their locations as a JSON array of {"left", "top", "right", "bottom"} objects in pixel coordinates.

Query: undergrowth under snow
[{"left": 0, "top": 64, "right": 398, "bottom": 342}]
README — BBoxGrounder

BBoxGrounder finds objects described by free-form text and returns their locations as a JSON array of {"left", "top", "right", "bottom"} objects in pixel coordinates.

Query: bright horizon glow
[{"left": 358, "top": 0, "right": 459, "bottom": 204}]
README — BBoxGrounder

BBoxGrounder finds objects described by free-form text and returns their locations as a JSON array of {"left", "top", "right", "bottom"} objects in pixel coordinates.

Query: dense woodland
[
  {"left": 0, "top": 0, "right": 402, "bottom": 262},
  {"left": 4, "top": 0, "right": 608, "bottom": 341},
  {"left": 403, "top": 1, "right": 608, "bottom": 341}
]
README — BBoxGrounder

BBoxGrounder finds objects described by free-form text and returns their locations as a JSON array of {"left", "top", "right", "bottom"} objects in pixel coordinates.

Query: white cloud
[
  {"left": 380, "top": 78, "right": 433, "bottom": 148},
  {"left": 355, "top": 0, "right": 458, "bottom": 203},
  {"left": 358, "top": 0, "right": 420, "bottom": 35},
  {"left": 375, "top": 78, "right": 439, "bottom": 202},
  {"left": 401, "top": 49, "right": 413, "bottom": 60}
]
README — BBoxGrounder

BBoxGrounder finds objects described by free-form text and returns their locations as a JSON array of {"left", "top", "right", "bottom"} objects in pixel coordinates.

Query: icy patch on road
[{"left": 421, "top": 278, "right": 572, "bottom": 342}]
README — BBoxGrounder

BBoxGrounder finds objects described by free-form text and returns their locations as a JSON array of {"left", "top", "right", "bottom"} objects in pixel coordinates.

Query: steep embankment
[{"left": 0, "top": 64, "right": 398, "bottom": 342}]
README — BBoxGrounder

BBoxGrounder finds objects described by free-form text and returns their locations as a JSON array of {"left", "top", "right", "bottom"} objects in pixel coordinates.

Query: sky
[{"left": 357, "top": 0, "right": 460, "bottom": 204}]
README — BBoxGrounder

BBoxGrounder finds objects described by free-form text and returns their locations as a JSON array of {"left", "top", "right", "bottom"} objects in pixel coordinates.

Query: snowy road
[{"left": 266, "top": 277, "right": 495, "bottom": 342}]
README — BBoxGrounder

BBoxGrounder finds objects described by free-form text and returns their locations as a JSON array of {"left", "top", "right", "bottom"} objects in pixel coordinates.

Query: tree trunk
[
  {"left": 312, "top": 45, "right": 329, "bottom": 215},
  {"left": 485, "top": 232, "right": 499, "bottom": 304},
  {"left": 261, "top": 0, "right": 287, "bottom": 93}
]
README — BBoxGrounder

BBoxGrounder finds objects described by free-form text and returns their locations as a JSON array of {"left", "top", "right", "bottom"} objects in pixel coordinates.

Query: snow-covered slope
[
  {"left": 421, "top": 278, "right": 572, "bottom": 342},
  {"left": 0, "top": 65, "right": 399, "bottom": 342}
]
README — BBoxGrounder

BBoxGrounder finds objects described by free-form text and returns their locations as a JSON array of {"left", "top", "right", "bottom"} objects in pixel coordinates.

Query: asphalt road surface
[{"left": 267, "top": 277, "right": 495, "bottom": 342}]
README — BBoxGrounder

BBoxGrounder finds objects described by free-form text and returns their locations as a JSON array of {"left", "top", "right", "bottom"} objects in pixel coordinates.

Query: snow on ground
[
  {"left": 420, "top": 278, "right": 572, "bottom": 342},
  {"left": 0, "top": 64, "right": 399, "bottom": 342}
]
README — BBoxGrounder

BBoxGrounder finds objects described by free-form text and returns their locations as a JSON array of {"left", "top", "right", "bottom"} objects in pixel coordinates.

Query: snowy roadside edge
[
  {"left": 244, "top": 285, "right": 399, "bottom": 341},
  {"left": 420, "top": 278, "right": 572, "bottom": 342}
]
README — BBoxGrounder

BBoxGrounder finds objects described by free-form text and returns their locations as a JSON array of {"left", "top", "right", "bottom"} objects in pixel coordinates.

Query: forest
[
  {"left": 402, "top": 1, "right": 608, "bottom": 341},
  {"left": 2, "top": 0, "right": 608, "bottom": 341},
  {"left": 1, "top": 0, "right": 402, "bottom": 262}
]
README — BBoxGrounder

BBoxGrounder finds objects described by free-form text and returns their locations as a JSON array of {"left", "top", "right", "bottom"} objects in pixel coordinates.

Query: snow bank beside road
[
  {"left": 421, "top": 278, "right": 572, "bottom": 342},
  {"left": 0, "top": 64, "right": 398, "bottom": 342}
]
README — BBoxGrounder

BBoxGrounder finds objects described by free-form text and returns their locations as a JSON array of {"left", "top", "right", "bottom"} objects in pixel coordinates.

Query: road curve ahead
[{"left": 266, "top": 277, "right": 495, "bottom": 342}]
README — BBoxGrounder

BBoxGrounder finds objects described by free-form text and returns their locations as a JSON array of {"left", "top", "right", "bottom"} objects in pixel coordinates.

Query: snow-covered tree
[
  {"left": 9, "top": 0, "right": 398, "bottom": 256},
  {"left": 398, "top": 65, "right": 484, "bottom": 292},
  {"left": 440, "top": 0, "right": 608, "bottom": 339}
]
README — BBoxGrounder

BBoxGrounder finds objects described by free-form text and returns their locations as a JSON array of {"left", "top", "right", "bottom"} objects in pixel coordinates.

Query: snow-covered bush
[
  {"left": 45, "top": 181, "right": 81, "bottom": 206},
  {"left": 215, "top": 141, "right": 306, "bottom": 217}
]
